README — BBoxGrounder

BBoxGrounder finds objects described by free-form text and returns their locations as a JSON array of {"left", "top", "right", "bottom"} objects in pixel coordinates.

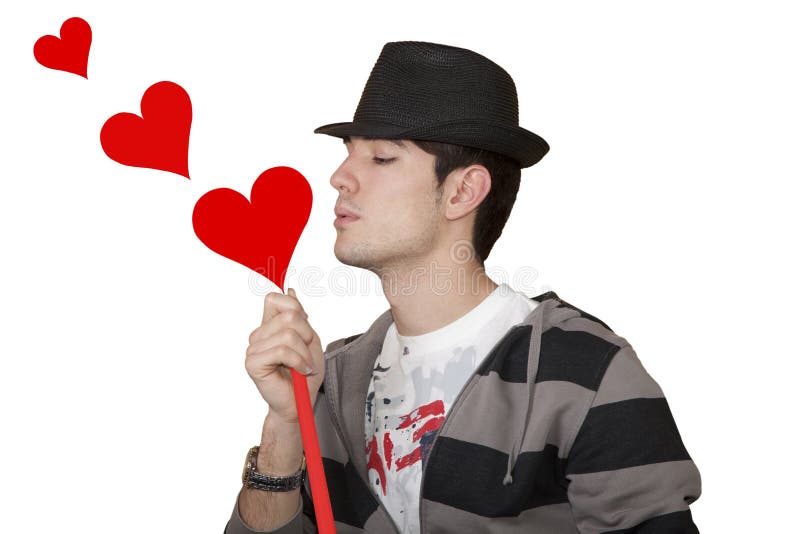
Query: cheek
[{"left": 370, "top": 163, "right": 439, "bottom": 225}]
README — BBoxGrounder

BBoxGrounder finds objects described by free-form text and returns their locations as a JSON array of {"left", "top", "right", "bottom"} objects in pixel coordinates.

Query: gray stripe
[
  {"left": 540, "top": 304, "right": 581, "bottom": 332},
  {"left": 324, "top": 336, "right": 349, "bottom": 354},
  {"left": 226, "top": 491, "right": 303, "bottom": 534},
  {"left": 313, "top": 392, "right": 350, "bottom": 465},
  {"left": 591, "top": 344, "right": 665, "bottom": 407},
  {"left": 332, "top": 520, "right": 368, "bottom": 533},
  {"left": 423, "top": 499, "right": 579, "bottom": 533},
  {"left": 567, "top": 460, "right": 701, "bottom": 534},
  {"left": 555, "top": 314, "right": 631, "bottom": 349},
  {"left": 363, "top": 507, "right": 401, "bottom": 533},
  {"left": 328, "top": 309, "right": 395, "bottom": 486},
  {"left": 443, "top": 372, "right": 594, "bottom": 455}
]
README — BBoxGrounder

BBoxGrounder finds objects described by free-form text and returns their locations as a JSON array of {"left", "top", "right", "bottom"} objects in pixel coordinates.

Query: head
[
  {"left": 330, "top": 135, "right": 521, "bottom": 276},
  {"left": 320, "top": 42, "right": 545, "bottom": 281}
]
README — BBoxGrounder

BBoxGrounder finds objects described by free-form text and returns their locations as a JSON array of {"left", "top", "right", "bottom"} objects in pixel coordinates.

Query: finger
[
  {"left": 246, "top": 343, "right": 315, "bottom": 376},
  {"left": 248, "top": 329, "right": 315, "bottom": 371},
  {"left": 262, "top": 290, "right": 306, "bottom": 325},
  {"left": 252, "top": 311, "right": 315, "bottom": 346}
]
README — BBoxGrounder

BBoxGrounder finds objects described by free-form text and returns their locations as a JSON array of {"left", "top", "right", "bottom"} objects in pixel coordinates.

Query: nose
[{"left": 330, "top": 156, "right": 359, "bottom": 194}]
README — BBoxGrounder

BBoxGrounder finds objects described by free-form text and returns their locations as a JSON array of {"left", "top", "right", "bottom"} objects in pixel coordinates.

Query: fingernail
[{"left": 305, "top": 366, "right": 314, "bottom": 375}]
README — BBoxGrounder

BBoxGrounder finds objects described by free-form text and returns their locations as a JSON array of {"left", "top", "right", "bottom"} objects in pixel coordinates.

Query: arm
[
  {"left": 565, "top": 343, "right": 702, "bottom": 533},
  {"left": 225, "top": 290, "right": 330, "bottom": 533},
  {"left": 225, "top": 415, "right": 308, "bottom": 533}
]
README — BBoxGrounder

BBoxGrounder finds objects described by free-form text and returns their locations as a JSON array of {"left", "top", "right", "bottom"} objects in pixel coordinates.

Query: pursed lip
[{"left": 334, "top": 206, "right": 360, "bottom": 219}]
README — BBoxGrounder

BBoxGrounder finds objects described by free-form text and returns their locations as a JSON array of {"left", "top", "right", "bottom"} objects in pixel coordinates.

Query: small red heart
[
  {"left": 100, "top": 81, "right": 192, "bottom": 179},
  {"left": 34, "top": 17, "right": 92, "bottom": 78},
  {"left": 192, "top": 166, "right": 313, "bottom": 291}
]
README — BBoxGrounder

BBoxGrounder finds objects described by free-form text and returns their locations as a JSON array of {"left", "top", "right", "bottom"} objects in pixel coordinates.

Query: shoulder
[
  {"left": 544, "top": 296, "right": 678, "bottom": 458},
  {"left": 319, "top": 332, "right": 364, "bottom": 395},
  {"left": 545, "top": 293, "right": 660, "bottom": 390},
  {"left": 324, "top": 332, "right": 364, "bottom": 354},
  {"left": 536, "top": 293, "right": 636, "bottom": 393}
]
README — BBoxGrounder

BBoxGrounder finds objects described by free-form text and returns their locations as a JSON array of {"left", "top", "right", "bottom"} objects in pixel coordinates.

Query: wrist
[
  {"left": 263, "top": 413, "right": 303, "bottom": 442},
  {"left": 259, "top": 414, "right": 304, "bottom": 476}
]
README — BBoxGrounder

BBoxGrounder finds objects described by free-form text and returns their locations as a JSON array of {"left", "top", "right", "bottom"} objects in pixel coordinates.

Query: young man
[{"left": 226, "top": 41, "right": 702, "bottom": 533}]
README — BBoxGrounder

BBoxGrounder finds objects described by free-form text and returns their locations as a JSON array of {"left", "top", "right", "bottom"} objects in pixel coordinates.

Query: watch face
[{"left": 242, "top": 448, "right": 256, "bottom": 484}]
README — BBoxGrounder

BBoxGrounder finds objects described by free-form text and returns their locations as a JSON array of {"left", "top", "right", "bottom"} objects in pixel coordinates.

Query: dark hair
[{"left": 411, "top": 140, "right": 522, "bottom": 264}]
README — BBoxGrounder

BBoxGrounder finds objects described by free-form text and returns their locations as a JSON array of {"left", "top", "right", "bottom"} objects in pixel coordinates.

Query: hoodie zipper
[
  {"left": 417, "top": 323, "right": 529, "bottom": 534},
  {"left": 325, "top": 358, "right": 401, "bottom": 534}
]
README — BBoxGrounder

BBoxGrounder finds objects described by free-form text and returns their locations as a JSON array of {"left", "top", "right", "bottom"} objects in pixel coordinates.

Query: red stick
[{"left": 290, "top": 368, "right": 336, "bottom": 533}]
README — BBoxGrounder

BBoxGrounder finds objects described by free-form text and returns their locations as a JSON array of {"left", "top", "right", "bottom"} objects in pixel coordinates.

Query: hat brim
[
  {"left": 314, "top": 121, "right": 410, "bottom": 140},
  {"left": 314, "top": 120, "right": 549, "bottom": 168}
]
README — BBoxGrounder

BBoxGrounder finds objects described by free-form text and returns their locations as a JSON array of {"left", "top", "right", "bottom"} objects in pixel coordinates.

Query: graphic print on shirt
[
  {"left": 365, "top": 345, "right": 475, "bottom": 498},
  {"left": 393, "top": 399, "right": 445, "bottom": 472},
  {"left": 366, "top": 399, "right": 445, "bottom": 496}
]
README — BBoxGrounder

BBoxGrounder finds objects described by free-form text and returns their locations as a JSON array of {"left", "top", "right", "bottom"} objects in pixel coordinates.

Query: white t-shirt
[{"left": 364, "top": 283, "right": 540, "bottom": 534}]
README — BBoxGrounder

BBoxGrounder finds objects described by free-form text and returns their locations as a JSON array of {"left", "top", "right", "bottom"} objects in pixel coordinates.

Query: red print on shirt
[
  {"left": 366, "top": 435, "right": 387, "bottom": 495},
  {"left": 367, "top": 399, "right": 447, "bottom": 493},
  {"left": 395, "top": 400, "right": 445, "bottom": 471},
  {"left": 383, "top": 432, "right": 393, "bottom": 470}
]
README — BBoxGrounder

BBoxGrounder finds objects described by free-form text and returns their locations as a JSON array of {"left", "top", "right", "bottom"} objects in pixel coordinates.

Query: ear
[{"left": 444, "top": 164, "right": 491, "bottom": 221}]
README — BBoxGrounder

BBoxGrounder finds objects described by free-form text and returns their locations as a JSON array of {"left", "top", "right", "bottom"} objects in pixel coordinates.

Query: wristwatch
[{"left": 242, "top": 445, "right": 306, "bottom": 492}]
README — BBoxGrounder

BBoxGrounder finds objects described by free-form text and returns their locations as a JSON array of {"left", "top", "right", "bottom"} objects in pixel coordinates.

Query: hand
[{"left": 244, "top": 288, "right": 325, "bottom": 424}]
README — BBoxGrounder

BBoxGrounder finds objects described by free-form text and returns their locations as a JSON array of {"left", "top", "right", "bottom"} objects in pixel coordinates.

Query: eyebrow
[{"left": 342, "top": 136, "right": 407, "bottom": 150}]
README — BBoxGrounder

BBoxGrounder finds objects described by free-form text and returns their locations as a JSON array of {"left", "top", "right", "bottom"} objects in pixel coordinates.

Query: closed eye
[{"left": 373, "top": 157, "right": 396, "bottom": 165}]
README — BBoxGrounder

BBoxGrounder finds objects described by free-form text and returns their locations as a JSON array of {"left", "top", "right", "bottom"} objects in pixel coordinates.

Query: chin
[
  {"left": 334, "top": 241, "right": 378, "bottom": 271},
  {"left": 333, "top": 241, "right": 360, "bottom": 266}
]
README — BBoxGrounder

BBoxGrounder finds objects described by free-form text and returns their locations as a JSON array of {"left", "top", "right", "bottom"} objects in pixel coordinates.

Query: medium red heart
[
  {"left": 100, "top": 81, "right": 192, "bottom": 179},
  {"left": 34, "top": 17, "right": 92, "bottom": 78},
  {"left": 192, "top": 166, "right": 313, "bottom": 291}
]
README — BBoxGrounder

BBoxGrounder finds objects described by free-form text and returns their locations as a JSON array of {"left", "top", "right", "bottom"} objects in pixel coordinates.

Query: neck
[{"left": 376, "top": 257, "right": 499, "bottom": 337}]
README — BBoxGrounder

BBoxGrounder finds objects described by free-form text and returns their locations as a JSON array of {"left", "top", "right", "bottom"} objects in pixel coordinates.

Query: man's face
[{"left": 330, "top": 136, "right": 444, "bottom": 275}]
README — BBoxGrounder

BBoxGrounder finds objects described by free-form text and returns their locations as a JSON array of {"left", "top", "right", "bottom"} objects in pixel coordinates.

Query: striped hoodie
[{"left": 226, "top": 290, "right": 702, "bottom": 533}]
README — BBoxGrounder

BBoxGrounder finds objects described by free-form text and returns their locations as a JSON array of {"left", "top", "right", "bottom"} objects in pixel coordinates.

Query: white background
[{"left": 1, "top": 1, "right": 797, "bottom": 532}]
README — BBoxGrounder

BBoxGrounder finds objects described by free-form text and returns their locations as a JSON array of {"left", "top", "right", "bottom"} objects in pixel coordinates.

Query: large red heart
[
  {"left": 192, "top": 166, "right": 313, "bottom": 291},
  {"left": 100, "top": 81, "right": 192, "bottom": 179},
  {"left": 33, "top": 17, "right": 92, "bottom": 78}
]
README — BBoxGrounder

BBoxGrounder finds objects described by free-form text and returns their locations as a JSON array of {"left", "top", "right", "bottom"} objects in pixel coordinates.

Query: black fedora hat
[{"left": 314, "top": 41, "right": 549, "bottom": 168}]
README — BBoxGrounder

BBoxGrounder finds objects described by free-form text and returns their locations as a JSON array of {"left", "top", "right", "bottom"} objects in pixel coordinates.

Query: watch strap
[{"left": 243, "top": 445, "right": 306, "bottom": 492}]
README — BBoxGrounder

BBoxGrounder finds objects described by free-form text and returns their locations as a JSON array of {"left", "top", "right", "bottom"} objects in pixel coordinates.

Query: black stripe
[
  {"left": 566, "top": 397, "right": 692, "bottom": 475},
  {"left": 423, "top": 437, "right": 568, "bottom": 517},
  {"left": 538, "top": 328, "right": 619, "bottom": 390},
  {"left": 531, "top": 291, "right": 559, "bottom": 303},
  {"left": 601, "top": 509, "right": 699, "bottom": 534},
  {"left": 554, "top": 297, "right": 613, "bottom": 331},
  {"left": 475, "top": 324, "right": 532, "bottom": 383},
  {"left": 307, "top": 457, "right": 377, "bottom": 528},
  {"left": 476, "top": 325, "right": 619, "bottom": 390}
]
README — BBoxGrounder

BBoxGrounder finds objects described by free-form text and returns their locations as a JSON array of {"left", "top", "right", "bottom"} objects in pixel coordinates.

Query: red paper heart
[
  {"left": 192, "top": 166, "right": 313, "bottom": 291},
  {"left": 100, "top": 81, "right": 192, "bottom": 179},
  {"left": 33, "top": 17, "right": 92, "bottom": 78}
]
